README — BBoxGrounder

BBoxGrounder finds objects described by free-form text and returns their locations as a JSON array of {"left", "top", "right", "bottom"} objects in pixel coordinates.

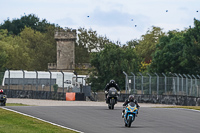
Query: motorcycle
[
  {"left": 123, "top": 102, "right": 138, "bottom": 127},
  {"left": 0, "top": 94, "right": 7, "bottom": 106},
  {"left": 105, "top": 87, "right": 120, "bottom": 109}
]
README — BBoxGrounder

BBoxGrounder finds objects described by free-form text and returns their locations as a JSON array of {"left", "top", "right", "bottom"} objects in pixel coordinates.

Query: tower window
[{"left": 58, "top": 50, "right": 61, "bottom": 58}]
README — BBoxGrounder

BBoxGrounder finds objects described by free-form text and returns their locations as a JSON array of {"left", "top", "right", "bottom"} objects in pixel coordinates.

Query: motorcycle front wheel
[{"left": 128, "top": 116, "right": 133, "bottom": 127}]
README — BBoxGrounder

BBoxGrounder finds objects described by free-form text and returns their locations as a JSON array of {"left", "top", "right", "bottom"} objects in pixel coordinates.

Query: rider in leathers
[
  {"left": 104, "top": 80, "right": 120, "bottom": 103},
  {"left": 122, "top": 95, "right": 140, "bottom": 118}
]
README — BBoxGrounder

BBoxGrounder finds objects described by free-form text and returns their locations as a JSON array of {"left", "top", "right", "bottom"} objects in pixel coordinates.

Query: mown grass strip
[
  {"left": 6, "top": 103, "right": 29, "bottom": 106},
  {"left": 0, "top": 108, "right": 78, "bottom": 133},
  {"left": 160, "top": 106, "right": 200, "bottom": 111}
]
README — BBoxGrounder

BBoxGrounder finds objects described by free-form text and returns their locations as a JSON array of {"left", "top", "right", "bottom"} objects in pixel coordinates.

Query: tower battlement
[{"left": 54, "top": 28, "right": 76, "bottom": 40}]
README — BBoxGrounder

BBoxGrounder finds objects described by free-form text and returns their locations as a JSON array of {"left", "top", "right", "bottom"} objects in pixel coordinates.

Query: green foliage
[
  {"left": 53, "top": 84, "right": 58, "bottom": 93},
  {"left": 75, "top": 28, "right": 111, "bottom": 64},
  {"left": 149, "top": 19, "right": 200, "bottom": 74},
  {"left": 88, "top": 43, "right": 140, "bottom": 91},
  {"left": 134, "top": 26, "right": 165, "bottom": 63},
  {"left": 0, "top": 14, "right": 54, "bottom": 35},
  {"left": 0, "top": 24, "right": 56, "bottom": 71}
]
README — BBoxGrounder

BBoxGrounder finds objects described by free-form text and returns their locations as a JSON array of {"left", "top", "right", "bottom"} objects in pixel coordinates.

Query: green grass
[
  {"left": 6, "top": 103, "right": 29, "bottom": 106},
  {"left": 0, "top": 108, "right": 78, "bottom": 133},
  {"left": 161, "top": 106, "right": 200, "bottom": 111}
]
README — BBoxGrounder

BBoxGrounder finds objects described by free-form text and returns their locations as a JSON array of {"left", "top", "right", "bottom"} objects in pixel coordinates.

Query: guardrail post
[
  {"left": 139, "top": 72, "right": 143, "bottom": 94},
  {"left": 147, "top": 73, "right": 151, "bottom": 95},
  {"left": 183, "top": 74, "right": 188, "bottom": 96},
  {"left": 162, "top": 73, "right": 167, "bottom": 95},
  {"left": 131, "top": 72, "right": 136, "bottom": 94}
]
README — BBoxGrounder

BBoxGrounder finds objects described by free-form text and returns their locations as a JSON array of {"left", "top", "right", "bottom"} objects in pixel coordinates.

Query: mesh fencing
[{"left": 125, "top": 74, "right": 200, "bottom": 97}]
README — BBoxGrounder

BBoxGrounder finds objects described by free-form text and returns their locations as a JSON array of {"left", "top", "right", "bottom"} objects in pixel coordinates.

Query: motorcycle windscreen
[{"left": 129, "top": 102, "right": 136, "bottom": 107}]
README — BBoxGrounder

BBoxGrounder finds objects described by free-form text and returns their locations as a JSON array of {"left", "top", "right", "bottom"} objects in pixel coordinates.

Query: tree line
[{"left": 0, "top": 14, "right": 200, "bottom": 91}]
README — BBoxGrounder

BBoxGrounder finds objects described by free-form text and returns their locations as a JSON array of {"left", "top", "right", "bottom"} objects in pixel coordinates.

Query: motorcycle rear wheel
[{"left": 110, "top": 99, "right": 115, "bottom": 109}]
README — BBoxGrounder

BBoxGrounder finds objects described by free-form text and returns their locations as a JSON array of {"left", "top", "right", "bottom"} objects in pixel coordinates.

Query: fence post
[
  {"left": 147, "top": 73, "right": 151, "bottom": 95},
  {"left": 21, "top": 69, "right": 25, "bottom": 90},
  {"left": 183, "top": 74, "right": 188, "bottom": 96},
  {"left": 179, "top": 74, "right": 184, "bottom": 95},
  {"left": 123, "top": 71, "right": 128, "bottom": 94},
  {"left": 7, "top": 69, "right": 10, "bottom": 90},
  {"left": 174, "top": 73, "right": 179, "bottom": 94},
  {"left": 131, "top": 72, "right": 135, "bottom": 94},
  {"left": 162, "top": 73, "right": 167, "bottom": 95},
  {"left": 138, "top": 72, "right": 143, "bottom": 94},
  {"left": 197, "top": 75, "right": 200, "bottom": 97},
  {"left": 192, "top": 75, "right": 197, "bottom": 97},
  {"left": 48, "top": 70, "right": 52, "bottom": 92},
  {"left": 35, "top": 70, "right": 38, "bottom": 91},
  {"left": 61, "top": 71, "right": 64, "bottom": 94},
  {"left": 187, "top": 74, "right": 192, "bottom": 96},
  {"left": 155, "top": 73, "right": 159, "bottom": 96}
]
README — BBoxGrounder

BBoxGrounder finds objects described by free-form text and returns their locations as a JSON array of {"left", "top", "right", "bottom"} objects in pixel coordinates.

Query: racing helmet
[
  {"left": 0, "top": 89, "right": 3, "bottom": 93},
  {"left": 128, "top": 95, "right": 134, "bottom": 102},
  {"left": 109, "top": 79, "right": 115, "bottom": 84}
]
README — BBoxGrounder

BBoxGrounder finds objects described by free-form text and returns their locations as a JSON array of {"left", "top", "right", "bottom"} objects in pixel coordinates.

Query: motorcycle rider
[
  {"left": 122, "top": 95, "right": 140, "bottom": 118},
  {"left": 104, "top": 80, "right": 120, "bottom": 103},
  {"left": 0, "top": 89, "right": 5, "bottom": 95}
]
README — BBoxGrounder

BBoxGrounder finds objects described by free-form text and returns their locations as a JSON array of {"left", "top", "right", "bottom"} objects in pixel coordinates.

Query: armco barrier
[
  {"left": 4, "top": 89, "right": 86, "bottom": 101},
  {"left": 118, "top": 94, "right": 200, "bottom": 106}
]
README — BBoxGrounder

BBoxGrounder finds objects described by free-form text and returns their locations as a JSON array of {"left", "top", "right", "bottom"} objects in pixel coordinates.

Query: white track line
[{"left": 2, "top": 107, "right": 84, "bottom": 133}]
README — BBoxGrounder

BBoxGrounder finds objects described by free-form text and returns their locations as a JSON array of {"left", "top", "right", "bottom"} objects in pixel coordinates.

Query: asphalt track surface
[{"left": 4, "top": 105, "right": 200, "bottom": 133}]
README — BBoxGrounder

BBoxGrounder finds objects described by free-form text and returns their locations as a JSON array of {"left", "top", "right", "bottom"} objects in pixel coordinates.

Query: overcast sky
[{"left": 1, "top": 0, "right": 200, "bottom": 44}]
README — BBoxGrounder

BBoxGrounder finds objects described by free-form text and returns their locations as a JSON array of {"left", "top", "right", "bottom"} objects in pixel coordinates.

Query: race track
[{"left": 4, "top": 105, "right": 200, "bottom": 133}]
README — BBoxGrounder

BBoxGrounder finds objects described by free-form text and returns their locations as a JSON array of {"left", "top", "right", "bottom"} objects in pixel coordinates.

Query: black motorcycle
[
  {"left": 0, "top": 94, "right": 7, "bottom": 106},
  {"left": 105, "top": 87, "right": 120, "bottom": 109}
]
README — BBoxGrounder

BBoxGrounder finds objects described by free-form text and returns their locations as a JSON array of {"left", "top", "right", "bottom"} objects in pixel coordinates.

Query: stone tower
[{"left": 48, "top": 29, "right": 77, "bottom": 72}]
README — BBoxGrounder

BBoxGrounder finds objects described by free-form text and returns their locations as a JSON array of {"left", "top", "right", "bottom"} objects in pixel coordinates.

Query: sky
[{"left": 1, "top": 0, "right": 200, "bottom": 44}]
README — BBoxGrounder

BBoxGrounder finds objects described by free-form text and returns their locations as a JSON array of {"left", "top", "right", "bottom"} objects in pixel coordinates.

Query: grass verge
[
  {"left": 0, "top": 108, "right": 78, "bottom": 133},
  {"left": 6, "top": 103, "right": 29, "bottom": 106},
  {"left": 161, "top": 106, "right": 200, "bottom": 111}
]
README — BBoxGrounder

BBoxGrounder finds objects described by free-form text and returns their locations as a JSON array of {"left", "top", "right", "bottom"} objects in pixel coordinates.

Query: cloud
[{"left": 89, "top": 8, "right": 149, "bottom": 27}]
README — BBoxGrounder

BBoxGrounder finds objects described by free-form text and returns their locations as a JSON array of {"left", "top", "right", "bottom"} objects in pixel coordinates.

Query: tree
[
  {"left": 149, "top": 19, "right": 200, "bottom": 74},
  {"left": 88, "top": 43, "right": 140, "bottom": 91},
  {"left": 0, "top": 14, "right": 54, "bottom": 35},
  {"left": 0, "top": 29, "right": 9, "bottom": 71},
  {"left": 0, "top": 26, "right": 56, "bottom": 71},
  {"left": 19, "top": 26, "right": 56, "bottom": 70},
  {"left": 148, "top": 30, "right": 185, "bottom": 73},
  {"left": 181, "top": 19, "right": 200, "bottom": 74},
  {"left": 135, "top": 26, "right": 165, "bottom": 63},
  {"left": 75, "top": 28, "right": 112, "bottom": 74}
]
